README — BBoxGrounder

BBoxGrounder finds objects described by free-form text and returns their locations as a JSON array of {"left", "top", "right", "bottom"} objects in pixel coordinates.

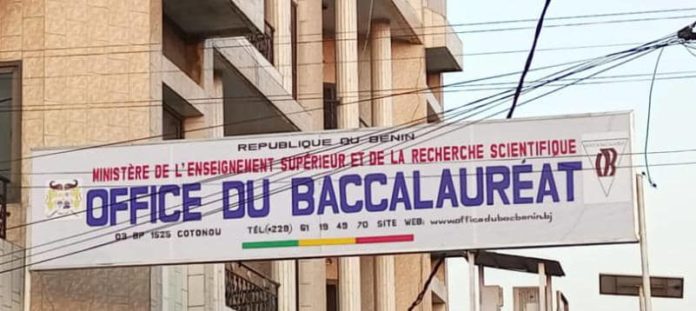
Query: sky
[{"left": 444, "top": 1, "right": 696, "bottom": 310}]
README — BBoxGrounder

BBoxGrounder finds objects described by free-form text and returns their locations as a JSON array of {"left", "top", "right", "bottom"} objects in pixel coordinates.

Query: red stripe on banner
[{"left": 356, "top": 234, "right": 414, "bottom": 244}]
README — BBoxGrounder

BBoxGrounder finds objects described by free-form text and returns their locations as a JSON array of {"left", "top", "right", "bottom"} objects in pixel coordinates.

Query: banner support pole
[
  {"left": 637, "top": 174, "right": 652, "bottom": 311},
  {"left": 468, "top": 251, "right": 478, "bottom": 311}
]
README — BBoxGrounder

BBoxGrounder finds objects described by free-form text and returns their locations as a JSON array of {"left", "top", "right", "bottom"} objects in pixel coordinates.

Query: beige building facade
[{"left": 0, "top": 0, "right": 462, "bottom": 310}]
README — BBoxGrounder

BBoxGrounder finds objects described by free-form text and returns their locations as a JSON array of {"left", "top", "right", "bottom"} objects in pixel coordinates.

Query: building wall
[
  {"left": 391, "top": 40, "right": 428, "bottom": 126},
  {"left": 0, "top": 239, "right": 23, "bottom": 311},
  {"left": 0, "top": 0, "right": 163, "bottom": 309},
  {"left": 162, "top": 18, "right": 203, "bottom": 85},
  {"left": 322, "top": 39, "right": 429, "bottom": 127},
  {"left": 30, "top": 267, "right": 150, "bottom": 311},
  {"left": 0, "top": 0, "right": 458, "bottom": 309}
]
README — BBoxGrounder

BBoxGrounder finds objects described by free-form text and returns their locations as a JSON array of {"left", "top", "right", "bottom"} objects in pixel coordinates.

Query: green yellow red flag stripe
[{"left": 242, "top": 234, "right": 414, "bottom": 249}]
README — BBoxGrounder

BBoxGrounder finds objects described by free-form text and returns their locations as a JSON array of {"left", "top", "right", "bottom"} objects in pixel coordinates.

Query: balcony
[
  {"left": 322, "top": 0, "right": 423, "bottom": 43},
  {"left": 225, "top": 263, "right": 278, "bottom": 311},
  {"left": 246, "top": 22, "right": 275, "bottom": 64},
  {"left": 212, "top": 37, "right": 313, "bottom": 135},
  {"left": 423, "top": 7, "right": 463, "bottom": 73},
  {"left": 163, "top": 0, "right": 264, "bottom": 38}
]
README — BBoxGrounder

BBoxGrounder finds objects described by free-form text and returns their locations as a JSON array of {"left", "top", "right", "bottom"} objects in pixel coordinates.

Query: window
[
  {"left": 323, "top": 83, "right": 338, "bottom": 129},
  {"left": 0, "top": 64, "right": 21, "bottom": 203},
  {"left": 326, "top": 282, "right": 338, "bottom": 311},
  {"left": 162, "top": 106, "right": 184, "bottom": 140},
  {"left": 291, "top": 1, "right": 298, "bottom": 100}
]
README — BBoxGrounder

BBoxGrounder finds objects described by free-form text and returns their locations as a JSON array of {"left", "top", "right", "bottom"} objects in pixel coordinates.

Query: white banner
[{"left": 29, "top": 112, "right": 637, "bottom": 270}]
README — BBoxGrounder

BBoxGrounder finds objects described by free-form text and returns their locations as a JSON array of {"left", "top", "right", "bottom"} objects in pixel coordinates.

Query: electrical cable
[
  {"left": 0, "top": 50, "right": 619, "bottom": 113},
  {"left": 6, "top": 156, "right": 696, "bottom": 276},
  {"left": 507, "top": 0, "right": 553, "bottom": 119},
  {"left": 1, "top": 35, "right": 678, "bottom": 113},
  {"left": 0, "top": 35, "right": 683, "bottom": 283},
  {"left": 643, "top": 48, "right": 665, "bottom": 188},
  {"left": 454, "top": 74, "right": 696, "bottom": 92},
  {"left": 1, "top": 35, "right": 676, "bottom": 229},
  {"left": 455, "top": 7, "right": 696, "bottom": 27},
  {"left": 10, "top": 104, "right": 694, "bottom": 272},
  {"left": 0, "top": 12, "right": 691, "bottom": 60},
  {"left": 459, "top": 14, "right": 696, "bottom": 35},
  {"left": 684, "top": 44, "right": 696, "bottom": 57},
  {"left": 464, "top": 41, "right": 644, "bottom": 56},
  {"left": 454, "top": 42, "right": 670, "bottom": 126},
  {"left": 6, "top": 71, "right": 696, "bottom": 115},
  {"left": 4, "top": 71, "right": 696, "bottom": 114},
  {"left": 454, "top": 70, "right": 696, "bottom": 87},
  {"left": 9, "top": 144, "right": 696, "bottom": 180},
  {"left": 405, "top": 43, "right": 665, "bottom": 162},
  {"left": 4, "top": 34, "right": 676, "bottom": 217},
  {"left": 0, "top": 51, "right": 668, "bottom": 268},
  {"left": 0, "top": 41, "right": 668, "bottom": 89},
  {"left": 407, "top": 257, "right": 445, "bottom": 311},
  {"left": 0, "top": 36, "right": 680, "bottom": 270},
  {"left": 6, "top": 154, "right": 696, "bottom": 270},
  {"left": 0, "top": 56, "right": 604, "bottom": 264},
  {"left": 1, "top": 46, "right": 657, "bottom": 167},
  {"left": 0, "top": 6, "right": 688, "bottom": 280}
]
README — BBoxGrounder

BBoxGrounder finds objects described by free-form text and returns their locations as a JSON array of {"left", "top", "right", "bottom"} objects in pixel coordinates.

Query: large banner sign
[{"left": 29, "top": 112, "right": 637, "bottom": 269}]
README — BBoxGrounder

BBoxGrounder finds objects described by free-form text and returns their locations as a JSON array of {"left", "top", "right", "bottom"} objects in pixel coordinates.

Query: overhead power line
[
  {"left": 459, "top": 14, "right": 696, "bottom": 34},
  {"left": 454, "top": 74, "right": 696, "bottom": 92},
  {"left": 3, "top": 71, "right": 696, "bottom": 114},
  {"left": 8, "top": 147, "right": 696, "bottom": 183},
  {"left": 3, "top": 29, "right": 691, "bottom": 280},
  {"left": 0, "top": 11, "right": 691, "bottom": 57},
  {"left": 0, "top": 35, "right": 675, "bottom": 270},
  {"left": 0, "top": 46, "right": 659, "bottom": 168},
  {"left": 7, "top": 61, "right": 695, "bottom": 115},
  {"left": 455, "top": 7, "right": 696, "bottom": 27},
  {"left": 464, "top": 42, "right": 645, "bottom": 56},
  {"left": 0, "top": 32, "right": 680, "bottom": 270},
  {"left": 453, "top": 70, "right": 696, "bottom": 88}
]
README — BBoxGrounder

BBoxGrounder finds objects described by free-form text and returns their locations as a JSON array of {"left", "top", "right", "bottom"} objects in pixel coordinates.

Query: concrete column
[
  {"left": 546, "top": 275, "right": 553, "bottom": 311},
  {"left": 268, "top": 0, "right": 293, "bottom": 93},
  {"left": 538, "top": 263, "right": 546, "bottom": 311},
  {"left": 335, "top": 0, "right": 362, "bottom": 309},
  {"left": 297, "top": 0, "right": 325, "bottom": 129},
  {"left": 374, "top": 256, "right": 396, "bottom": 311},
  {"left": 273, "top": 260, "right": 297, "bottom": 311},
  {"left": 299, "top": 259, "right": 326, "bottom": 311},
  {"left": 367, "top": 21, "right": 396, "bottom": 311},
  {"left": 360, "top": 257, "right": 375, "bottom": 310},
  {"left": 370, "top": 20, "right": 393, "bottom": 127},
  {"left": 335, "top": 0, "right": 360, "bottom": 129},
  {"left": 339, "top": 257, "right": 361, "bottom": 311},
  {"left": 370, "top": 21, "right": 396, "bottom": 310},
  {"left": 468, "top": 252, "right": 477, "bottom": 311},
  {"left": 478, "top": 265, "right": 485, "bottom": 310},
  {"left": 296, "top": 1, "right": 327, "bottom": 309}
]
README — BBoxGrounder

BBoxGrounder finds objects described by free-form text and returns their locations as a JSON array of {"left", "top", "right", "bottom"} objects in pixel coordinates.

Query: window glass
[
  {"left": 0, "top": 70, "right": 18, "bottom": 203},
  {"left": 162, "top": 106, "right": 184, "bottom": 140},
  {"left": 0, "top": 73, "right": 12, "bottom": 176}
]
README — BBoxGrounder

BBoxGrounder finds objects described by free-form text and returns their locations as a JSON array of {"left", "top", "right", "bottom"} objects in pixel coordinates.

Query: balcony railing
[
  {"left": 225, "top": 263, "right": 278, "bottom": 311},
  {"left": 0, "top": 175, "right": 8, "bottom": 239},
  {"left": 247, "top": 22, "right": 275, "bottom": 64}
]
